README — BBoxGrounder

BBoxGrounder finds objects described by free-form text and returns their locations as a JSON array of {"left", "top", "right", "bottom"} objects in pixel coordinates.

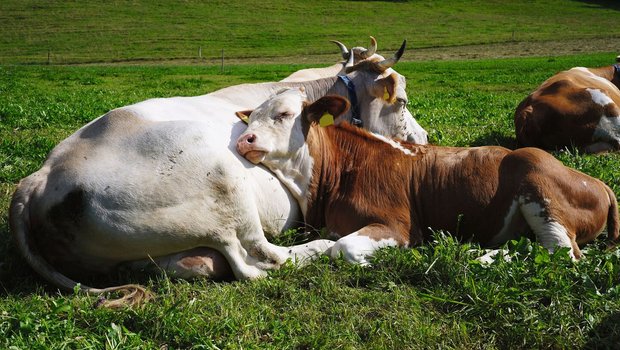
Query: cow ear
[
  {"left": 304, "top": 96, "right": 351, "bottom": 125},
  {"left": 235, "top": 110, "right": 253, "bottom": 124},
  {"left": 374, "top": 73, "right": 398, "bottom": 104}
]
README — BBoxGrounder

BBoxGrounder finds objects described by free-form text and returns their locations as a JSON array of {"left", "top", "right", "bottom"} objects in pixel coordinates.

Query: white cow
[{"left": 10, "top": 41, "right": 426, "bottom": 307}]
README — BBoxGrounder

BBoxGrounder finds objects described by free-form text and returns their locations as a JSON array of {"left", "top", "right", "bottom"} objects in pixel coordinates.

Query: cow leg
[
  {"left": 123, "top": 238, "right": 335, "bottom": 281},
  {"left": 122, "top": 247, "right": 233, "bottom": 280},
  {"left": 328, "top": 224, "right": 403, "bottom": 265},
  {"left": 278, "top": 239, "right": 336, "bottom": 265},
  {"left": 519, "top": 198, "right": 577, "bottom": 260},
  {"left": 584, "top": 141, "right": 616, "bottom": 154},
  {"left": 476, "top": 248, "right": 512, "bottom": 265},
  {"left": 214, "top": 235, "right": 335, "bottom": 280}
]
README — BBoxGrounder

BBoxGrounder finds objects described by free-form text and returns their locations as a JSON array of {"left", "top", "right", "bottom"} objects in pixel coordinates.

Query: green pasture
[
  {"left": 2, "top": 0, "right": 620, "bottom": 348},
  {"left": 1, "top": 0, "right": 620, "bottom": 64},
  {"left": 1, "top": 52, "right": 620, "bottom": 349}
]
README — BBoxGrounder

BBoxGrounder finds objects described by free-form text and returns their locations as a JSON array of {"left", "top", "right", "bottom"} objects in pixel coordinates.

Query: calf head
[
  {"left": 237, "top": 89, "right": 349, "bottom": 211},
  {"left": 237, "top": 89, "right": 349, "bottom": 166}
]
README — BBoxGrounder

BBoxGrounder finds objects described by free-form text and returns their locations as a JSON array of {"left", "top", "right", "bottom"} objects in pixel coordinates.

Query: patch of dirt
[
  {"left": 405, "top": 37, "right": 620, "bottom": 62},
  {"left": 68, "top": 37, "right": 620, "bottom": 67}
]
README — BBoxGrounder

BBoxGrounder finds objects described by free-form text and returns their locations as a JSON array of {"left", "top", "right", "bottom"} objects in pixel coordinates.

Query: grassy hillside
[
  {"left": 1, "top": 0, "right": 620, "bottom": 64},
  {"left": 1, "top": 52, "right": 620, "bottom": 348}
]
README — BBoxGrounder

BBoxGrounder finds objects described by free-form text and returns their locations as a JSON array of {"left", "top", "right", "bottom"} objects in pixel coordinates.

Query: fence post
[
  {"left": 221, "top": 49, "right": 224, "bottom": 73},
  {"left": 199, "top": 46, "right": 202, "bottom": 58},
  {"left": 47, "top": 49, "right": 51, "bottom": 65}
]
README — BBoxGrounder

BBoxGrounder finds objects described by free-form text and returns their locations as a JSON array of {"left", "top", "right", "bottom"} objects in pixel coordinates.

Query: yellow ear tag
[
  {"left": 383, "top": 87, "right": 390, "bottom": 101},
  {"left": 319, "top": 112, "right": 334, "bottom": 127},
  {"left": 240, "top": 115, "right": 249, "bottom": 124}
]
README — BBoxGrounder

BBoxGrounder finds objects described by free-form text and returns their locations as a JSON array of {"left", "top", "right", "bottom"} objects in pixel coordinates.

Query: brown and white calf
[
  {"left": 514, "top": 59, "right": 620, "bottom": 153},
  {"left": 237, "top": 89, "right": 619, "bottom": 263}
]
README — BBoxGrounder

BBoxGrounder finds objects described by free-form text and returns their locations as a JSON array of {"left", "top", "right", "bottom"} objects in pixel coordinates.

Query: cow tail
[
  {"left": 604, "top": 184, "right": 619, "bottom": 247},
  {"left": 9, "top": 179, "right": 152, "bottom": 308}
]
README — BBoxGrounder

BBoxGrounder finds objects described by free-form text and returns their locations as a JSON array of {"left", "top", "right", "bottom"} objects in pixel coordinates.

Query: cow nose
[
  {"left": 239, "top": 133, "right": 257, "bottom": 145},
  {"left": 236, "top": 133, "right": 258, "bottom": 156}
]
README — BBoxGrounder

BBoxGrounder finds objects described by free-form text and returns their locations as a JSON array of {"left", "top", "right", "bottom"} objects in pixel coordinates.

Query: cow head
[
  {"left": 236, "top": 89, "right": 348, "bottom": 165},
  {"left": 340, "top": 40, "right": 428, "bottom": 144}
]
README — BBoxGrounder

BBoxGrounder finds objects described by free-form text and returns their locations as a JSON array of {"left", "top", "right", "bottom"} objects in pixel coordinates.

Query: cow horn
[
  {"left": 359, "top": 36, "right": 377, "bottom": 59},
  {"left": 377, "top": 40, "right": 406, "bottom": 71},
  {"left": 345, "top": 46, "right": 355, "bottom": 68},
  {"left": 331, "top": 40, "right": 350, "bottom": 60}
]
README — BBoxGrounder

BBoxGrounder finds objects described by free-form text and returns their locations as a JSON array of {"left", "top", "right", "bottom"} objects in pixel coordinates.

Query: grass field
[
  {"left": 2, "top": 0, "right": 620, "bottom": 348},
  {"left": 1, "top": 0, "right": 620, "bottom": 64},
  {"left": 2, "top": 52, "right": 620, "bottom": 349}
]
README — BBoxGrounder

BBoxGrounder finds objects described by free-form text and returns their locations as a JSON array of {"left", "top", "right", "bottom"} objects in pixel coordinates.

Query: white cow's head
[{"left": 339, "top": 41, "right": 427, "bottom": 144}]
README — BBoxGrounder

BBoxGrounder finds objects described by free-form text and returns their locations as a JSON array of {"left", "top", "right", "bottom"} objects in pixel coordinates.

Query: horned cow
[{"left": 10, "top": 41, "right": 426, "bottom": 307}]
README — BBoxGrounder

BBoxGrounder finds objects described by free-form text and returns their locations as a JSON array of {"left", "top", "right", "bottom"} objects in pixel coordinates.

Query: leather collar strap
[{"left": 337, "top": 75, "right": 363, "bottom": 127}]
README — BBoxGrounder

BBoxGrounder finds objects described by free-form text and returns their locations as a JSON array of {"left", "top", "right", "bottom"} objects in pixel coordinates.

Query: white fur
[
  {"left": 586, "top": 88, "right": 614, "bottom": 107},
  {"left": 329, "top": 232, "right": 399, "bottom": 265},
  {"left": 371, "top": 133, "right": 418, "bottom": 156},
  {"left": 476, "top": 248, "right": 513, "bottom": 265},
  {"left": 592, "top": 113, "right": 620, "bottom": 144},
  {"left": 519, "top": 198, "right": 575, "bottom": 259}
]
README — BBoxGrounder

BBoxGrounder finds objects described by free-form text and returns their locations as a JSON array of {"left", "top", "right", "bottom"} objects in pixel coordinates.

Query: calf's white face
[
  {"left": 236, "top": 89, "right": 309, "bottom": 165},
  {"left": 237, "top": 89, "right": 350, "bottom": 165},
  {"left": 236, "top": 89, "right": 349, "bottom": 212}
]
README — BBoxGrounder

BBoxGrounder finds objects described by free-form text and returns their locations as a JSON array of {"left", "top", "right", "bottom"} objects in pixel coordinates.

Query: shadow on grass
[
  {"left": 470, "top": 131, "right": 518, "bottom": 149},
  {"left": 583, "top": 312, "right": 620, "bottom": 349},
  {"left": 574, "top": 0, "right": 620, "bottom": 11},
  {"left": 0, "top": 238, "right": 197, "bottom": 299}
]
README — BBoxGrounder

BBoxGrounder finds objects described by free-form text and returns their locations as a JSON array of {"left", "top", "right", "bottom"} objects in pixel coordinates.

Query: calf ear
[
  {"left": 304, "top": 96, "right": 351, "bottom": 124},
  {"left": 235, "top": 110, "right": 253, "bottom": 124},
  {"left": 374, "top": 73, "right": 398, "bottom": 104}
]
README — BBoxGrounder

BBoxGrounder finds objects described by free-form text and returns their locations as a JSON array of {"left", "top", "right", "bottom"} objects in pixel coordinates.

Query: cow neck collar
[{"left": 337, "top": 75, "right": 363, "bottom": 127}]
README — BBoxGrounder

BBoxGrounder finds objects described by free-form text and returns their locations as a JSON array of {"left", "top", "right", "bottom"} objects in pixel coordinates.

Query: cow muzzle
[{"left": 236, "top": 133, "right": 267, "bottom": 164}]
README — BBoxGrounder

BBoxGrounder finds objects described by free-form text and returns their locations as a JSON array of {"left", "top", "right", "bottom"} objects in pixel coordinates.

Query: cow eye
[
  {"left": 275, "top": 112, "right": 293, "bottom": 121},
  {"left": 396, "top": 97, "right": 408, "bottom": 106}
]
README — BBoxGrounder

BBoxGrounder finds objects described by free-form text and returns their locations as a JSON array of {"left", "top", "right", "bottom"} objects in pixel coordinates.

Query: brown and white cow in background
[
  {"left": 10, "top": 40, "right": 425, "bottom": 307},
  {"left": 237, "top": 88, "right": 619, "bottom": 265},
  {"left": 514, "top": 57, "right": 620, "bottom": 153}
]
